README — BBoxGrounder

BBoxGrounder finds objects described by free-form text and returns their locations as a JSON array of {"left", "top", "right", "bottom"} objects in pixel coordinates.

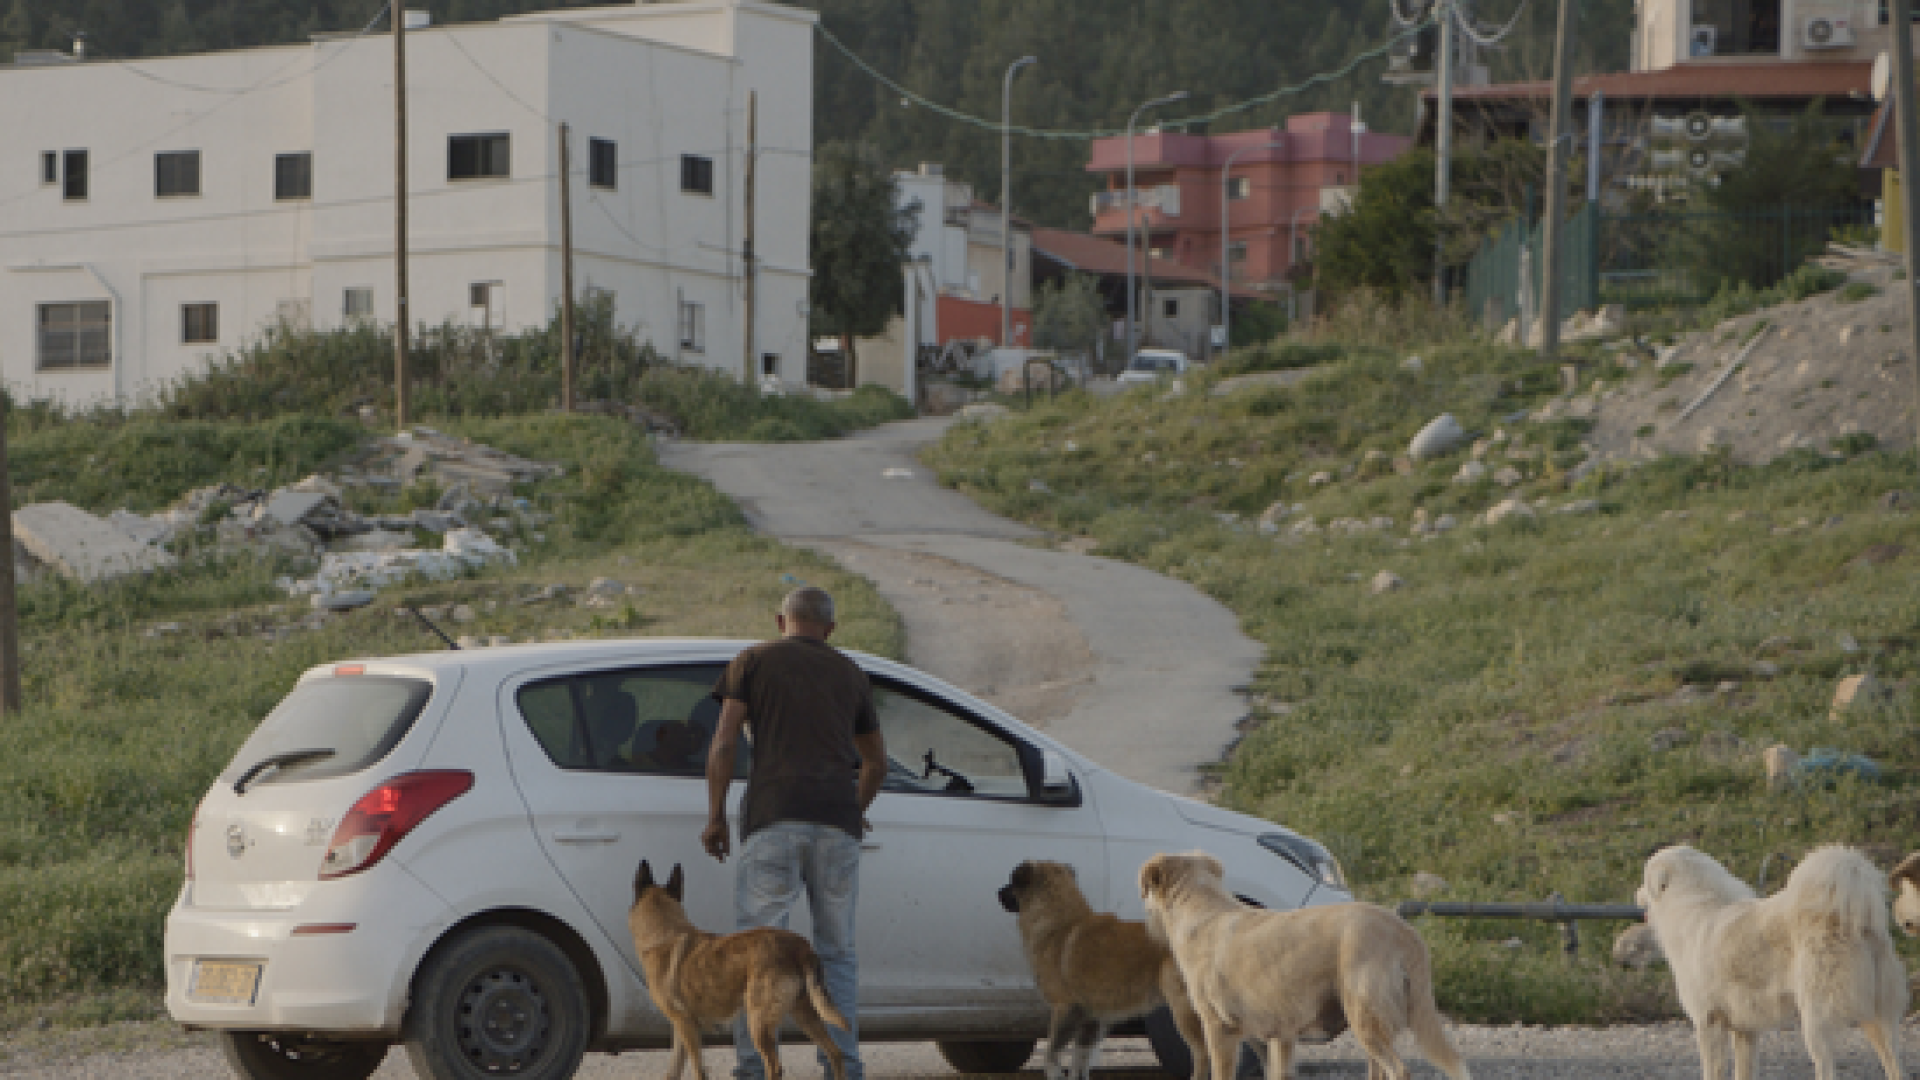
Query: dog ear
[
  {"left": 1892, "top": 853, "right": 1920, "bottom": 890},
  {"left": 635, "top": 859, "right": 655, "bottom": 900},
  {"left": 1139, "top": 858, "right": 1166, "bottom": 899},
  {"left": 1199, "top": 852, "right": 1225, "bottom": 880},
  {"left": 1011, "top": 862, "right": 1033, "bottom": 890},
  {"left": 667, "top": 864, "right": 685, "bottom": 903}
]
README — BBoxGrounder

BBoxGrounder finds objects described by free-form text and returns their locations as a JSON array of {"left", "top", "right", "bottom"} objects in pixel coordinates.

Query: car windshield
[
  {"left": 219, "top": 675, "right": 433, "bottom": 789},
  {"left": 1129, "top": 354, "right": 1176, "bottom": 372}
]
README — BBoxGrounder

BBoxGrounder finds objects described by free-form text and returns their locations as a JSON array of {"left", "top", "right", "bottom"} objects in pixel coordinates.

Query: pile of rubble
[{"left": 11, "top": 427, "right": 563, "bottom": 602}]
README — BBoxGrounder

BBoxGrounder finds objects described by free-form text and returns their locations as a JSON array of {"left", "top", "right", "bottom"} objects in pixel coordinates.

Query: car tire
[
  {"left": 936, "top": 1038, "right": 1037, "bottom": 1074},
  {"left": 1143, "top": 1006, "right": 1262, "bottom": 1080},
  {"left": 402, "top": 925, "right": 590, "bottom": 1080},
  {"left": 216, "top": 1031, "right": 388, "bottom": 1079}
]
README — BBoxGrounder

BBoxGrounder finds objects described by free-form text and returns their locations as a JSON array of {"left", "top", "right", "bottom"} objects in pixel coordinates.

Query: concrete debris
[
  {"left": 1408, "top": 413, "right": 1467, "bottom": 460},
  {"left": 368, "top": 426, "right": 564, "bottom": 496},
  {"left": 1454, "top": 460, "right": 1487, "bottom": 484},
  {"left": 1410, "top": 872, "right": 1448, "bottom": 898},
  {"left": 312, "top": 589, "right": 376, "bottom": 612},
  {"left": 1369, "top": 570, "right": 1406, "bottom": 595},
  {"left": 1485, "top": 497, "right": 1535, "bottom": 526},
  {"left": 1492, "top": 465, "right": 1524, "bottom": 487},
  {"left": 1830, "top": 673, "right": 1896, "bottom": 718},
  {"left": 14, "top": 501, "right": 178, "bottom": 583},
  {"left": 959, "top": 402, "right": 1012, "bottom": 423},
  {"left": 281, "top": 526, "right": 518, "bottom": 599}
]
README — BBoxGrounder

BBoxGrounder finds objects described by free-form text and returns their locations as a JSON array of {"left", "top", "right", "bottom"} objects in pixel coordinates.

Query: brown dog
[
  {"left": 1140, "top": 852, "right": 1470, "bottom": 1080},
  {"left": 628, "top": 861, "right": 849, "bottom": 1080},
  {"left": 999, "top": 860, "right": 1207, "bottom": 1080}
]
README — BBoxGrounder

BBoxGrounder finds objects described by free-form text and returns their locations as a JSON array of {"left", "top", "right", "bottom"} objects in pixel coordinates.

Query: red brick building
[{"left": 1085, "top": 113, "right": 1413, "bottom": 294}]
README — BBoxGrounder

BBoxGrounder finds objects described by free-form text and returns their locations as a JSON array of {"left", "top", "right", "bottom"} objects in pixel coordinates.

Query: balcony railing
[{"left": 1090, "top": 184, "right": 1182, "bottom": 219}]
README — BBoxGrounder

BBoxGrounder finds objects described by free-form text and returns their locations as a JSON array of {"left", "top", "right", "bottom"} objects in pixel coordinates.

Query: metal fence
[{"left": 1462, "top": 203, "right": 1599, "bottom": 331}]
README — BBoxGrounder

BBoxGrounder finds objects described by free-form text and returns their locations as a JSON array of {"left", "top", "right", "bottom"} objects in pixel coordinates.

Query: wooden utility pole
[
  {"left": 393, "top": 3, "right": 410, "bottom": 430},
  {"left": 1432, "top": 0, "right": 1457, "bottom": 307},
  {"left": 559, "top": 122, "right": 576, "bottom": 413},
  {"left": 1536, "top": 0, "right": 1579, "bottom": 360},
  {"left": 0, "top": 398, "right": 21, "bottom": 715},
  {"left": 1891, "top": 0, "right": 1920, "bottom": 452},
  {"left": 742, "top": 91, "right": 758, "bottom": 385}
]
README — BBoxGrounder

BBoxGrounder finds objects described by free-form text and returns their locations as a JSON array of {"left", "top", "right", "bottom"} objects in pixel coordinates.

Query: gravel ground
[{"left": 8, "top": 1024, "right": 1920, "bottom": 1078}]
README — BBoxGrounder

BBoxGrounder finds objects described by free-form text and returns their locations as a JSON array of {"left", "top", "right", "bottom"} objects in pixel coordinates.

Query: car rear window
[{"left": 220, "top": 675, "right": 434, "bottom": 789}]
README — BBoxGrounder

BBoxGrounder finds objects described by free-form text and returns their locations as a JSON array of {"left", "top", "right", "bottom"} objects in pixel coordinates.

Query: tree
[
  {"left": 1030, "top": 273, "right": 1108, "bottom": 366},
  {"left": 809, "top": 142, "right": 919, "bottom": 386},
  {"left": 1229, "top": 300, "right": 1286, "bottom": 348}
]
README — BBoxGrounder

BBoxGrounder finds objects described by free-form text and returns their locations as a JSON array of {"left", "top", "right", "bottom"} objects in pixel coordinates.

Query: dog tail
[
  {"left": 1779, "top": 844, "right": 1890, "bottom": 939},
  {"left": 805, "top": 955, "right": 851, "bottom": 1032},
  {"left": 1404, "top": 949, "right": 1472, "bottom": 1080}
]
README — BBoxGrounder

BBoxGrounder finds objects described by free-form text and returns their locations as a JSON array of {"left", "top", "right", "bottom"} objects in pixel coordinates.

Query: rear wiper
[{"left": 234, "top": 748, "right": 336, "bottom": 795}]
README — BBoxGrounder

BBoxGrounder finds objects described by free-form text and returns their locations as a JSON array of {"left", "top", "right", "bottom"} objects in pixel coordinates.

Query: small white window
[
  {"left": 678, "top": 300, "right": 705, "bottom": 352},
  {"left": 344, "top": 287, "right": 375, "bottom": 322}
]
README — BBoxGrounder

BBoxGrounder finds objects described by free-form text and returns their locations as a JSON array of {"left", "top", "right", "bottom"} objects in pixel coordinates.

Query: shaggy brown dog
[
  {"left": 628, "top": 861, "right": 849, "bottom": 1080},
  {"left": 999, "top": 860, "right": 1207, "bottom": 1080},
  {"left": 1140, "top": 852, "right": 1469, "bottom": 1080},
  {"left": 1889, "top": 852, "right": 1920, "bottom": 937}
]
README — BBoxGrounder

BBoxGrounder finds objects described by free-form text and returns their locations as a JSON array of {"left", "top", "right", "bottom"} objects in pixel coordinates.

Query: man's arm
[
  {"left": 701, "top": 699, "right": 749, "bottom": 861},
  {"left": 854, "top": 729, "right": 887, "bottom": 816}
]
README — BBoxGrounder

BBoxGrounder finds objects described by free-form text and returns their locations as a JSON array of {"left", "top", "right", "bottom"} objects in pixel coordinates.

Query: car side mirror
[{"left": 1038, "top": 749, "right": 1076, "bottom": 803}]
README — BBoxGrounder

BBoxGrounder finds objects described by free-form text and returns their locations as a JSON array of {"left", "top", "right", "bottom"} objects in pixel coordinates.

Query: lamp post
[
  {"left": 1220, "top": 137, "right": 1283, "bottom": 353},
  {"left": 1003, "top": 54, "right": 1037, "bottom": 401},
  {"left": 1126, "top": 90, "right": 1189, "bottom": 363}
]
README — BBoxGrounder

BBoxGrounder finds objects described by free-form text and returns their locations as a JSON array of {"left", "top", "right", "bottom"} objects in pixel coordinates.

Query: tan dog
[
  {"left": 1889, "top": 852, "right": 1920, "bottom": 936},
  {"left": 1639, "top": 844, "right": 1905, "bottom": 1080},
  {"left": 628, "top": 861, "right": 849, "bottom": 1080},
  {"left": 999, "top": 860, "right": 1208, "bottom": 1080},
  {"left": 1139, "top": 852, "right": 1469, "bottom": 1080}
]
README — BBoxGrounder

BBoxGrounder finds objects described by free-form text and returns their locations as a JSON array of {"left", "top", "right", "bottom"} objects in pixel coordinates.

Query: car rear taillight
[{"left": 319, "top": 771, "right": 473, "bottom": 880}]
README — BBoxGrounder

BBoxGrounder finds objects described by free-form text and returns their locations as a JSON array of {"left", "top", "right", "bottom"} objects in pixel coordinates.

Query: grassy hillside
[{"left": 924, "top": 343, "right": 1920, "bottom": 1023}]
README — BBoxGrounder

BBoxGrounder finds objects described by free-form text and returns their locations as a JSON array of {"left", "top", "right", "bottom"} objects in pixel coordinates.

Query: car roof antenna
[{"left": 402, "top": 605, "right": 461, "bottom": 650}]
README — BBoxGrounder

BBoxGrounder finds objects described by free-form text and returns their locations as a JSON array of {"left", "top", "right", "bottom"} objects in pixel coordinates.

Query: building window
[
  {"left": 344, "top": 287, "right": 375, "bottom": 321},
  {"left": 182, "top": 303, "right": 218, "bottom": 344},
  {"left": 1228, "top": 241, "right": 1249, "bottom": 263},
  {"left": 40, "top": 152, "right": 56, "bottom": 185},
  {"left": 762, "top": 353, "right": 779, "bottom": 377},
  {"left": 63, "top": 149, "right": 88, "bottom": 200},
  {"left": 275, "top": 152, "right": 312, "bottom": 201},
  {"left": 1163, "top": 298, "right": 1180, "bottom": 319},
  {"left": 448, "top": 133, "right": 510, "bottom": 180},
  {"left": 156, "top": 150, "right": 201, "bottom": 197},
  {"left": 36, "top": 301, "right": 111, "bottom": 371},
  {"left": 678, "top": 300, "right": 705, "bottom": 352},
  {"left": 590, "top": 138, "right": 617, "bottom": 190},
  {"left": 680, "top": 154, "right": 713, "bottom": 195},
  {"left": 470, "top": 281, "right": 505, "bottom": 329},
  {"left": 1227, "top": 176, "right": 1252, "bottom": 200}
]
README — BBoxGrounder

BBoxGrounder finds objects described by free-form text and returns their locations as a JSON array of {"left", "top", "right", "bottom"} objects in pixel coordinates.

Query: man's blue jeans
[{"left": 732, "top": 820, "right": 863, "bottom": 1080}]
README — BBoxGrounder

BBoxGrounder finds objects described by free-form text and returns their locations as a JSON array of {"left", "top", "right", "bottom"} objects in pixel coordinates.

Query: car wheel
[
  {"left": 216, "top": 1031, "right": 387, "bottom": 1079},
  {"left": 936, "top": 1038, "right": 1036, "bottom": 1074},
  {"left": 403, "top": 925, "right": 590, "bottom": 1080},
  {"left": 1143, "top": 1006, "right": 1262, "bottom": 1079}
]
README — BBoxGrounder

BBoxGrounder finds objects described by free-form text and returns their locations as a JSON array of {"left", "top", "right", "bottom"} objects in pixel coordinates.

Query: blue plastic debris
[{"left": 1792, "top": 748, "right": 1882, "bottom": 787}]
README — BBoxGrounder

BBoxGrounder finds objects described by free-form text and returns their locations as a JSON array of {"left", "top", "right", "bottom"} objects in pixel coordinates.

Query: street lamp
[
  {"left": 1002, "top": 55, "right": 1037, "bottom": 388},
  {"left": 1126, "top": 90, "right": 1189, "bottom": 365},
  {"left": 1220, "top": 137, "right": 1283, "bottom": 353}
]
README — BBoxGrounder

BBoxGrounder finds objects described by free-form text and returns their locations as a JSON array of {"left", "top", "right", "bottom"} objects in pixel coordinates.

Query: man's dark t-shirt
[{"left": 713, "top": 636, "right": 879, "bottom": 841}]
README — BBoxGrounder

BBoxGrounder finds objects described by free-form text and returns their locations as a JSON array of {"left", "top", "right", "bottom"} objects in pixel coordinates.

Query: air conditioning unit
[{"left": 1801, "top": 13, "right": 1854, "bottom": 49}]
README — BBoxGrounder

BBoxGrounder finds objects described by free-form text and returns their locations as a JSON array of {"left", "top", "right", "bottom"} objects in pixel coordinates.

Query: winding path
[{"left": 659, "top": 416, "right": 1262, "bottom": 796}]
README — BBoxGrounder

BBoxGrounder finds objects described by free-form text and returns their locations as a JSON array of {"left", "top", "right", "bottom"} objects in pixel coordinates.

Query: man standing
[{"left": 704, "top": 586, "right": 887, "bottom": 1080}]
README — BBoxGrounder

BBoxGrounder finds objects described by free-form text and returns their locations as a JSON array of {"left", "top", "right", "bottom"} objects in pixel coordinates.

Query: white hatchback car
[
  {"left": 166, "top": 639, "right": 1349, "bottom": 1080},
  {"left": 1116, "top": 348, "right": 1191, "bottom": 386}
]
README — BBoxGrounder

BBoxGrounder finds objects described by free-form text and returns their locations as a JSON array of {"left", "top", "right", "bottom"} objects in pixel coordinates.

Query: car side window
[
  {"left": 873, "top": 682, "right": 1028, "bottom": 798},
  {"left": 516, "top": 664, "right": 746, "bottom": 776}
]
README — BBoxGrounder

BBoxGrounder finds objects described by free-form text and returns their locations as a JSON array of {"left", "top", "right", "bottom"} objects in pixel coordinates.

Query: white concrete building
[{"left": 0, "top": 0, "right": 814, "bottom": 404}]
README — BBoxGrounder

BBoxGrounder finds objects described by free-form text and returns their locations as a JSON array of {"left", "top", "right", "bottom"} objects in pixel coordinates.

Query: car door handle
[
  {"left": 553, "top": 829, "right": 621, "bottom": 844},
  {"left": 860, "top": 843, "right": 882, "bottom": 853}
]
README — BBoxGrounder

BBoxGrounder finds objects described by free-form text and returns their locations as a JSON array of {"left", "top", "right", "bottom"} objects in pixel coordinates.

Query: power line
[{"left": 1454, "top": 0, "right": 1535, "bottom": 48}]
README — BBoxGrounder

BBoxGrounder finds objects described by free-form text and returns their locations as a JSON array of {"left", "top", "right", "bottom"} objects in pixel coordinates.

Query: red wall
[{"left": 939, "top": 296, "right": 1032, "bottom": 346}]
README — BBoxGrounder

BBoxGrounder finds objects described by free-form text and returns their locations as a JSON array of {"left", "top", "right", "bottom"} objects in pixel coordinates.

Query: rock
[
  {"left": 1141, "top": 451, "right": 1158, "bottom": 464},
  {"left": 1485, "top": 497, "right": 1535, "bottom": 526},
  {"left": 587, "top": 577, "right": 626, "bottom": 598},
  {"left": 1492, "top": 466, "right": 1523, "bottom": 487},
  {"left": 1454, "top": 460, "right": 1487, "bottom": 484},
  {"left": 1411, "top": 872, "right": 1449, "bottom": 898},
  {"left": 1257, "top": 502, "right": 1293, "bottom": 535},
  {"left": 1749, "top": 660, "right": 1781, "bottom": 679},
  {"left": 455, "top": 634, "right": 481, "bottom": 649},
  {"left": 107, "top": 509, "right": 175, "bottom": 548},
  {"left": 1308, "top": 471, "right": 1333, "bottom": 487},
  {"left": 1402, "top": 354, "right": 1424, "bottom": 372},
  {"left": 1369, "top": 570, "right": 1406, "bottom": 595},
  {"left": 1765, "top": 745, "right": 1801, "bottom": 792},
  {"left": 1649, "top": 727, "right": 1692, "bottom": 753},
  {"left": 1028, "top": 479, "right": 1052, "bottom": 494},
  {"left": 450, "top": 604, "right": 477, "bottom": 624},
  {"left": 1555, "top": 498, "right": 1600, "bottom": 516},
  {"left": 258, "top": 490, "right": 337, "bottom": 529},
  {"left": 1470, "top": 439, "right": 1491, "bottom": 460},
  {"left": 332, "top": 529, "right": 415, "bottom": 553},
  {"left": 1838, "top": 633, "right": 1862, "bottom": 654},
  {"left": 487, "top": 634, "right": 514, "bottom": 647},
  {"left": 312, "top": 589, "right": 376, "bottom": 612},
  {"left": 959, "top": 402, "right": 1012, "bottom": 423},
  {"left": 1831, "top": 674, "right": 1896, "bottom": 717},
  {"left": 1408, "top": 414, "right": 1468, "bottom": 460},
  {"left": 14, "top": 501, "right": 179, "bottom": 583},
  {"left": 1613, "top": 924, "right": 1664, "bottom": 970},
  {"left": 288, "top": 474, "right": 345, "bottom": 499}
]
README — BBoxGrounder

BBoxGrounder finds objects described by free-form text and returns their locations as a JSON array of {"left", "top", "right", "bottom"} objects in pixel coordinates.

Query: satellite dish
[{"left": 1873, "top": 51, "right": 1891, "bottom": 102}]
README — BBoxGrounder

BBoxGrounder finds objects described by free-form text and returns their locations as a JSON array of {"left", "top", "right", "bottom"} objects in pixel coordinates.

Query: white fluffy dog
[{"left": 1638, "top": 844, "right": 1906, "bottom": 1080}]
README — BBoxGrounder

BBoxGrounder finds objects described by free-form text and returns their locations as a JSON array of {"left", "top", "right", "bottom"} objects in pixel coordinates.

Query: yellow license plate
[{"left": 189, "top": 960, "right": 263, "bottom": 1005}]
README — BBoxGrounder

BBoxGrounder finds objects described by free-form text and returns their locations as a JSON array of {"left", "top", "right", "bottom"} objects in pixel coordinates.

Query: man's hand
[{"left": 701, "top": 815, "right": 731, "bottom": 862}]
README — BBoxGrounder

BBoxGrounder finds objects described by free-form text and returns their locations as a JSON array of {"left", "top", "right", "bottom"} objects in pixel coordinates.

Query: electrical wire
[
  {"left": 1389, "top": 0, "right": 1436, "bottom": 29},
  {"left": 105, "top": 2, "right": 393, "bottom": 95},
  {"left": 1453, "top": 0, "right": 1534, "bottom": 48}
]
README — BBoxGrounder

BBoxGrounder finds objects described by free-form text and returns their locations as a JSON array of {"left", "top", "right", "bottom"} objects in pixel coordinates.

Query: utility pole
[
  {"left": 0, "top": 398, "right": 20, "bottom": 716},
  {"left": 559, "top": 122, "right": 576, "bottom": 413},
  {"left": 1432, "top": 0, "right": 1457, "bottom": 307},
  {"left": 1891, "top": 0, "right": 1920, "bottom": 453},
  {"left": 1537, "top": 0, "right": 1579, "bottom": 359},
  {"left": 1002, "top": 55, "right": 1037, "bottom": 387},
  {"left": 743, "top": 91, "right": 758, "bottom": 386},
  {"left": 393, "top": 3, "right": 410, "bottom": 430}
]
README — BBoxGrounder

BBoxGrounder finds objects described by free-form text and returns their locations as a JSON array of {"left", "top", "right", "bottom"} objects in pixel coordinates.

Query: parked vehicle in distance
[
  {"left": 166, "top": 639, "right": 1350, "bottom": 1080},
  {"left": 1117, "top": 348, "right": 1192, "bottom": 385}
]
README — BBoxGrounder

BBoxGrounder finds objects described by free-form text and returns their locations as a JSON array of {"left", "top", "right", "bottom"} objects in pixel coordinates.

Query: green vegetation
[
  {"left": 1839, "top": 282, "right": 1881, "bottom": 304},
  {"left": 810, "top": 142, "right": 920, "bottom": 385},
  {"left": 926, "top": 343, "right": 1920, "bottom": 1023},
  {"left": 1032, "top": 273, "right": 1111, "bottom": 361},
  {"left": 0, "top": 413, "right": 901, "bottom": 1013}
]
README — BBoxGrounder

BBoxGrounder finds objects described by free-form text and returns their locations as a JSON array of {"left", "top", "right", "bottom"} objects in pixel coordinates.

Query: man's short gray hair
[{"left": 781, "top": 586, "right": 835, "bottom": 626}]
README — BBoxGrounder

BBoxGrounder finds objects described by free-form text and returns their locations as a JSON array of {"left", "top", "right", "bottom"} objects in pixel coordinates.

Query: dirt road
[{"left": 660, "top": 417, "right": 1262, "bottom": 796}]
